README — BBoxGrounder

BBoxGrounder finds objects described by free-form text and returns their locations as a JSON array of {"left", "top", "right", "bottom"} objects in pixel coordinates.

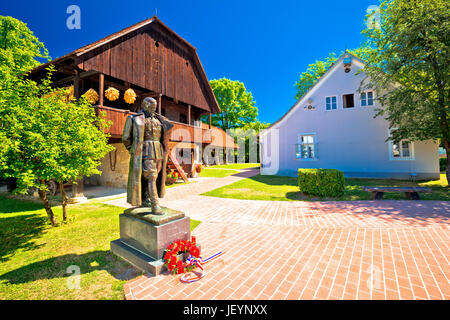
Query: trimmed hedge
[{"left": 298, "top": 168, "right": 345, "bottom": 198}]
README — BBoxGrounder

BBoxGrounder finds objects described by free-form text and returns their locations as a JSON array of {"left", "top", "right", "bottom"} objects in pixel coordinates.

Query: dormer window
[
  {"left": 325, "top": 96, "right": 337, "bottom": 111},
  {"left": 361, "top": 91, "right": 374, "bottom": 106},
  {"left": 343, "top": 94, "right": 355, "bottom": 108}
]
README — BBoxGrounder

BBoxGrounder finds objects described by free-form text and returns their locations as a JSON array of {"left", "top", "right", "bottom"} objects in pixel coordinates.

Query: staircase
[{"left": 168, "top": 153, "right": 189, "bottom": 182}]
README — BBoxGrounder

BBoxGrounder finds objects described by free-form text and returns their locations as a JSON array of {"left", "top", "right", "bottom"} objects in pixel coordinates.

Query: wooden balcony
[
  {"left": 170, "top": 121, "right": 211, "bottom": 144},
  {"left": 95, "top": 105, "right": 135, "bottom": 138},
  {"left": 95, "top": 105, "right": 212, "bottom": 144}
]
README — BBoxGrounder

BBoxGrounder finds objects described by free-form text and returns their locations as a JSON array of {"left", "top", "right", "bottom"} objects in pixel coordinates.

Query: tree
[
  {"left": 0, "top": 67, "right": 113, "bottom": 226},
  {"left": 362, "top": 0, "right": 449, "bottom": 184},
  {"left": 0, "top": 16, "right": 50, "bottom": 78},
  {"left": 0, "top": 16, "right": 113, "bottom": 225},
  {"left": 0, "top": 15, "right": 51, "bottom": 203},
  {"left": 294, "top": 53, "right": 337, "bottom": 100},
  {"left": 294, "top": 47, "right": 372, "bottom": 100},
  {"left": 205, "top": 78, "right": 258, "bottom": 130},
  {"left": 240, "top": 121, "right": 270, "bottom": 163}
]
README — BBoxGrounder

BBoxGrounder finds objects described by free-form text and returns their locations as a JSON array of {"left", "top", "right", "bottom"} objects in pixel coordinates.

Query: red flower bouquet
[{"left": 163, "top": 236, "right": 200, "bottom": 275}]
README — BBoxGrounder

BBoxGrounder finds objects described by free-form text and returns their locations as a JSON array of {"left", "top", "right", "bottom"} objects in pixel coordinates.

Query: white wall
[{"left": 261, "top": 59, "right": 440, "bottom": 179}]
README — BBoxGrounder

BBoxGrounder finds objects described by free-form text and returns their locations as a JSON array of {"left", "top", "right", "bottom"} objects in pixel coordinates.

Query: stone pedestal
[{"left": 110, "top": 206, "right": 190, "bottom": 275}]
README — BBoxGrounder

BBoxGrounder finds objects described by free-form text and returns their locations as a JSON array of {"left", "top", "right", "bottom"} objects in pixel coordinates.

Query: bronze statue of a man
[{"left": 122, "top": 97, "right": 173, "bottom": 214}]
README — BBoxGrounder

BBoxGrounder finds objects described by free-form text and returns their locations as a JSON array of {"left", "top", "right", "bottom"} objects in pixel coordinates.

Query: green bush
[
  {"left": 439, "top": 158, "right": 447, "bottom": 172},
  {"left": 298, "top": 168, "right": 345, "bottom": 197}
]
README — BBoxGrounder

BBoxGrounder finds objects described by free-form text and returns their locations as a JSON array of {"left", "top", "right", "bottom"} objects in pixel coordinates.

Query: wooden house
[{"left": 28, "top": 16, "right": 235, "bottom": 198}]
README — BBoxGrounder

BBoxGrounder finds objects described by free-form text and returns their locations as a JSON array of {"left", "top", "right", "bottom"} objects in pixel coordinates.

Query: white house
[{"left": 259, "top": 52, "right": 440, "bottom": 180}]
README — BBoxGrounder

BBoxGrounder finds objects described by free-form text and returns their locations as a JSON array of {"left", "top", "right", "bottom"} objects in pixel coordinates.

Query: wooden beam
[
  {"left": 188, "top": 105, "right": 191, "bottom": 125},
  {"left": 158, "top": 94, "right": 162, "bottom": 114},
  {"left": 142, "top": 92, "right": 159, "bottom": 98},
  {"left": 79, "top": 70, "right": 99, "bottom": 79},
  {"left": 209, "top": 112, "right": 212, "bottom": 129},
  {"left": 168, "top": 152, "right": 189, "bottom": 182},
  {"left": 53, "top": 75, "right": 75, "bottom": 87},
  {"left": 99, "top": 73, "right": 104, "bottom": 107},
  {"left": 73, "top": 70, "right": 80, "bottom": 99},
  {"left": 53, "top": 70, "right": 97, "bottom": 88}
]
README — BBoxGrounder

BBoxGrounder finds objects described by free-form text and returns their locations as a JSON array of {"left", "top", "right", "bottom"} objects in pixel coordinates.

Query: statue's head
[{"left": 142, "top": 97, "right": 157, "bottom": 114}]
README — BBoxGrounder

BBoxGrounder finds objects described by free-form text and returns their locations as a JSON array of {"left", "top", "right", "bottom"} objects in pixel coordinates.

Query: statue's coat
[{"left": 122, "top": 112, "right": 173, "bottom": 207}]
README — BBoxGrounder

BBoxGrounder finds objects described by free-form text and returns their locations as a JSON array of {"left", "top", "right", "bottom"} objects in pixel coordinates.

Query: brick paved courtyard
[{"left": 105, "top": 168, "right": 450, "bottom": 300}]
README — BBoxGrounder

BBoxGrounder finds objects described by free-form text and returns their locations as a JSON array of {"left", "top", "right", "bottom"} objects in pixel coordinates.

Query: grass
[
  {"left": 190, "top": 219, "right": 201, "bottom": 231},
  {"left": 166, "top": 181, "right": 194, "bottom": 188},
  {"left": 208, "top": 163, "right": 260, "bottom": 170},
  {"left": 200, "top": 168, "right": 240, "bottom": 178},
  {"left": 202, "top": 174, "right": 449, "bottom": 201},
  {"left": 199, "top": 163, "right": 259, "bottom": 178},
  {"left": 0, "top": 194, "right": 201, "bottom": 300}
]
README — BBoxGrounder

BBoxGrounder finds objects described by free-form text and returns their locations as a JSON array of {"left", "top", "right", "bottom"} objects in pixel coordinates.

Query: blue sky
[{"left": 1, "top": 0, "right": 378, "bottom": 124}]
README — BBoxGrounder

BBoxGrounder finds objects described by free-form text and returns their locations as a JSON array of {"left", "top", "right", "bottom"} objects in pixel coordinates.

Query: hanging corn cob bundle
[
  {"left": 105, "top": 87, "right": 120, "bottom": 101},
  {"left": 124, "top": 88, "right": 137, "bottom": 104},
  {"left": 83, "top": 88, "right": 99, "bottom": 104},
  {"left": 42, "top": 85, "right": 74, "bottom": 102},
  {"left": 65, "top": 85, "right": 74, "bottom": 102}
]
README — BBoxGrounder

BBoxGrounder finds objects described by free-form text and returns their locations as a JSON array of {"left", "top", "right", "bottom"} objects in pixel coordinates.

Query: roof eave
[{"left": 261, "top": 52, "right": 366, "bottom": 134}]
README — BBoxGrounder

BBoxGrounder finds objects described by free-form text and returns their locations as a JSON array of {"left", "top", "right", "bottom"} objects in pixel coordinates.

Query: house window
[
  {"left": 296, "top": 134, "right": 316, "bottom": 159},
  {"left": 325, "top": 96, "right": 337, "bottom": 110},
  {"left": 360, "top": 91, "right": 374, "bottom": 106},
  {"left": 343, "top": 94, "right": 355, "bottom": 108},
  {"left": 389, "top": 130, "right": 413, "bottom": 160}
]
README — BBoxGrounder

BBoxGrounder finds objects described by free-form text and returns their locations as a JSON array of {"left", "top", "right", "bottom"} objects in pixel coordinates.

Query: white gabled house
[{"left": 259, "top": 52, "right": 440, "bottom": 179}]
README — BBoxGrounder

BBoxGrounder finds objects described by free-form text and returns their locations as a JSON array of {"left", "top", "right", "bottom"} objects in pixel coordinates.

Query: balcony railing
[
  {"left": 171, "top": 121, "right": 212, "bottom": 144},
  {"left": 95, "top": 105, "right": 135, "bottom": 138},
  {"left": 95, "top": 105, "right": 212, "bottom": 144}
]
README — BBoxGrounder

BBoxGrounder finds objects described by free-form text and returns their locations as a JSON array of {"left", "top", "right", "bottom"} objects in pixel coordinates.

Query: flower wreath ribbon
[{"left": 180, "top": 251, "right": 224, "bottom": 283}]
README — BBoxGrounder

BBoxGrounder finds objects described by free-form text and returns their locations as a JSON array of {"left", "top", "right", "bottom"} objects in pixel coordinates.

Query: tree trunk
[
  {"left": 38, "top": 179, "right": 57, "bottom": 226},
  {"left": 446, "top": 153, "right": 450, "bottom": 187},
  {"left": 445, "top": 140, "right": 450, "bottom": 187},
  {"left": 59, "top": 181, "right": 69, "bottom": 222}
]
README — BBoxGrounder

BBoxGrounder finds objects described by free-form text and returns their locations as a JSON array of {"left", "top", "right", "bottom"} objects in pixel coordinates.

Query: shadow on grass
[
  {"left": 284, "top": 191, "right": 326, "bottom": 201},
  {"left": 0, "top": 195, "right": 48, "bottom": 263},
  {"left": 0, "top": 250, "right": 141, "bottom": 285},
  {"left": 245, "top": 175, "right": 449, "bottom": 201},
  {"left": 0, "top": 194, "right": 44, "bottom": 214},
  {"left": 237, "top": 173, "right": 296, "bottom": 183}
]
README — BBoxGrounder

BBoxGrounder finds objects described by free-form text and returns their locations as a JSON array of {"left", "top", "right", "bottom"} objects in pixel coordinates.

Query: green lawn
[
  {"left": 202, "top": 174, "right": 449, "bottom": 201},
  {"left": 0, "top": 194, "right": 201, "bottom": 300},
  {"left": 208, "top": 163, "right": 260, "bottom": 170},
  {"left": 200, "top": 168, "right": 240, "bottom": 178},
  {"left": 166, "top": 180, "right": 193, "bottom": 188}
]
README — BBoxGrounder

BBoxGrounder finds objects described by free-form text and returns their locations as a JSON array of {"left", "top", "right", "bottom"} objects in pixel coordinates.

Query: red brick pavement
[{"left": 106, "top": 169, "right": 450, "bottom": 300}]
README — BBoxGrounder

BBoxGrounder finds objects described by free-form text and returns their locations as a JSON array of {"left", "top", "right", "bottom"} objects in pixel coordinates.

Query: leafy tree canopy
[
  {"left": 0, "top": 66, "right": 113, "bottom": 225},
  {"left": 0, "top": 16, "right": 113, "bottom": 224},
  {"left": 0, "top": 15, "right": 50, "bottom": 78},
  {"left": 205, "top": 78, "right": 259, "bottom": 131},
  {"left": 294, "top": 47, "right": 372, "bottom": 100},
  {"left": 361, "top": 0, "right": 449, "bottom": 183}
]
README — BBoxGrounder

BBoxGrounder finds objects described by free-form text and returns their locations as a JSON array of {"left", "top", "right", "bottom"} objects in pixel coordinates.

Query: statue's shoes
[{"left": 151, "top": 204, "right": 164, "bottom": 215}]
